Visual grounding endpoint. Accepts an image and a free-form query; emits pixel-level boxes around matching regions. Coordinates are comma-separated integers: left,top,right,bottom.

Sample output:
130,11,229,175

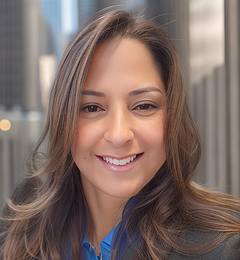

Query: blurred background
0,0,239,208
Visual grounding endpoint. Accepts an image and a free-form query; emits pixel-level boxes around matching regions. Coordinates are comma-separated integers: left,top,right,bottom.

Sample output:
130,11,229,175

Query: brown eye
81,104,104,113
134,103,158,111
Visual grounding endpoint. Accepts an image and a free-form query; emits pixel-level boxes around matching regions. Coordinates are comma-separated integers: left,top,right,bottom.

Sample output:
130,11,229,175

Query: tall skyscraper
0,0,24,109
0,0,56,111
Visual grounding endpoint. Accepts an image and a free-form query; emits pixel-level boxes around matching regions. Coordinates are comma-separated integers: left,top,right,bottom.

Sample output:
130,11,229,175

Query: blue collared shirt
65,197,139,259
81,225,117,260
78,197,138,259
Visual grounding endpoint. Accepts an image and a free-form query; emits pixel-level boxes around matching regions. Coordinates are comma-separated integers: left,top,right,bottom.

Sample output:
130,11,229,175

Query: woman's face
71,37,167,200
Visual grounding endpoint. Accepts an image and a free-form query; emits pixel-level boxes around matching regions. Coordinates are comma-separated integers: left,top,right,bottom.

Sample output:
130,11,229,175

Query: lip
96,153,144,172
96,153,143,160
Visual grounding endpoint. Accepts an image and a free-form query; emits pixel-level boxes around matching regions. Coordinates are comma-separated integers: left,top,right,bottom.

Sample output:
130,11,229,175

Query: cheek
141,116,166,143
140,117,166,159
71,122,102,159
71,125,88,160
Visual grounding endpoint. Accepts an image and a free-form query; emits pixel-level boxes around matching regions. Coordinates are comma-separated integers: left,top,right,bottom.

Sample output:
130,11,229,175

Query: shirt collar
82,223,119,251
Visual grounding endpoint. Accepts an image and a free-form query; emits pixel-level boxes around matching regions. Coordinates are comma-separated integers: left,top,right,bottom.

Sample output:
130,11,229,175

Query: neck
87,199,125,256
82,180,127,253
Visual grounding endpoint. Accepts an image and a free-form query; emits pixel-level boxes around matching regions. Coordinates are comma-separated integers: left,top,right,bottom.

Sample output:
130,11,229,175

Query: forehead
83,37,164,95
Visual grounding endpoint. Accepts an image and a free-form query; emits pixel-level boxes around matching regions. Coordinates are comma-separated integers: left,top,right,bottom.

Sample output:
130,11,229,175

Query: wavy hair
1,8,240,260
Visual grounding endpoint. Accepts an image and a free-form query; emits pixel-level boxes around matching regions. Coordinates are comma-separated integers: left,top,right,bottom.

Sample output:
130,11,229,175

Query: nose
103,108,134,147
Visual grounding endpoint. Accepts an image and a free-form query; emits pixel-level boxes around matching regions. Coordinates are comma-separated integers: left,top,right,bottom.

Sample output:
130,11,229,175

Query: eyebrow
81,86,164,97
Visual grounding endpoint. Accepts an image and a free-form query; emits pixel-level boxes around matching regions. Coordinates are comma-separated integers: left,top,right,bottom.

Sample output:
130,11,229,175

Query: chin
104,186,142,200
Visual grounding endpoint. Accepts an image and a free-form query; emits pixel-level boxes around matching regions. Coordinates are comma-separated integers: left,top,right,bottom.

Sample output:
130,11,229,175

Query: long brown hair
1,8,240,260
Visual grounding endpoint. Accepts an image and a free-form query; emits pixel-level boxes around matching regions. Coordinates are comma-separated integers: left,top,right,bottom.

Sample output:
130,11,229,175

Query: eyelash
80,103,158,113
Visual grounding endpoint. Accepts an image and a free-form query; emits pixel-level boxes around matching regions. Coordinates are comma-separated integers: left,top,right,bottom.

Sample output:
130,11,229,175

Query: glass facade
0,0,239,207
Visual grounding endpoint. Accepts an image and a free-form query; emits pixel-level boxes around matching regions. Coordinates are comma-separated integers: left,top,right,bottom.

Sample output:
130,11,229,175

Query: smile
102,155,137,165
96,153,144,172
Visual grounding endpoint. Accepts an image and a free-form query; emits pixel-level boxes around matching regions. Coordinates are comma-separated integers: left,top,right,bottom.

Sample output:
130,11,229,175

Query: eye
80,104,104,113
134,103,158,111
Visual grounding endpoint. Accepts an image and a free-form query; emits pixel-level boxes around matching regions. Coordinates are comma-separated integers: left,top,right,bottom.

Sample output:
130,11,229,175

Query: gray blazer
1,179,240,259
122,230,240,259
168,232,240,260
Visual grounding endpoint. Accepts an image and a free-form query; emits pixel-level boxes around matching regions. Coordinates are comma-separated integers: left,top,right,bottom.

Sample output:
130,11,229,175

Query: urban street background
0,0,239,208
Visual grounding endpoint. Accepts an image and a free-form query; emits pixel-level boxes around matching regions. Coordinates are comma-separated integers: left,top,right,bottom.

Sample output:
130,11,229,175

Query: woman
0,8,240,260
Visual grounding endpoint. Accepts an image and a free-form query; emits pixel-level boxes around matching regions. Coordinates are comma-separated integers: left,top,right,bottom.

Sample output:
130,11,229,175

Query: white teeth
102,155,137,165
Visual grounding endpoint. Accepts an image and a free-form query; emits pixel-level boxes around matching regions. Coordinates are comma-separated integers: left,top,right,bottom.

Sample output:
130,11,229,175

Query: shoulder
10,177,42,204
119,230,240,260
0,177,42,246
2,177,42,209
168,231,240,260
221,234,240,259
